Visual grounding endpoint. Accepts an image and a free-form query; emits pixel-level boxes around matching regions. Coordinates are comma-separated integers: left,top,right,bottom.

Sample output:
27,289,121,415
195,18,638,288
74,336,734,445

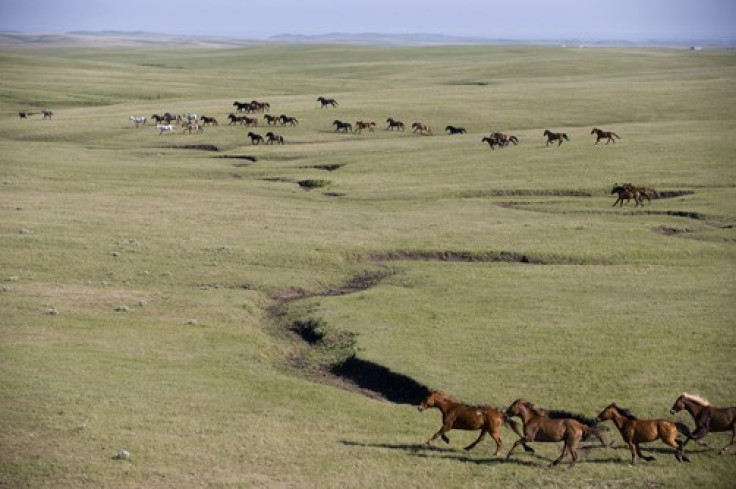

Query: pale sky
1,0,734,41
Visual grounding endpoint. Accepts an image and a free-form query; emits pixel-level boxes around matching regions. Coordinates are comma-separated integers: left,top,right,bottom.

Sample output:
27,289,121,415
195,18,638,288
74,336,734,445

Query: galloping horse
182,122,204,134
418,391,528,456
611,185,644,207
386,117,405,131
129,116,147,127
355,121,375,133
247,132,264,144
200,115,218,126
596,403,691,465
445,125,466,135
265,132,284,145
333,120,352,133
279,114,299,126
624,183,656,203
412,122,432,135
591,128,620,144
233,100,251,112
505,399,605,468
544,129,570,146
481,136,502,150
670,393,736,453
41,110,54,120
491,132,519,146
264,114,279,126
317,96,338,108
156,124,176,135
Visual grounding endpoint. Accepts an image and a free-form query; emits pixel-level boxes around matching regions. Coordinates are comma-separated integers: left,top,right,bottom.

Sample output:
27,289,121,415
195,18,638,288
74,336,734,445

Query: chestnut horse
544,129,569,146
505,399,605,468
596,403,691,464
412,122,432,135
355,121,375,133
670,393,736,453
624,183,656,203
418,391,529,455
591,128,620,144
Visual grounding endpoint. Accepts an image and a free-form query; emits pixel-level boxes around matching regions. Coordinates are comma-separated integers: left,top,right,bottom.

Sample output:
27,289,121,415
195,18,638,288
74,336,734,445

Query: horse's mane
681,392,711,406
542,407,599,427
614,404,638,419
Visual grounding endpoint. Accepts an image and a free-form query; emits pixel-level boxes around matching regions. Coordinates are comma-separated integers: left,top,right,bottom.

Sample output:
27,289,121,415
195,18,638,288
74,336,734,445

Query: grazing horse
505,399,605,468
265,131,284,145
596,403,690,465
247,132,264,145
418,391,528,456
445,125,466,135
481,136,501,150
279,114,299,126
591,128,620,144
611,185,644,207
670,393,736,453
412,122,432,135
200,115,218,126
355,121,375,133
156,124,176,135
129,116,147,127
317,96,338,108
41,110,54,120
544,129,570,146
333,120,352,132
386,117,405,131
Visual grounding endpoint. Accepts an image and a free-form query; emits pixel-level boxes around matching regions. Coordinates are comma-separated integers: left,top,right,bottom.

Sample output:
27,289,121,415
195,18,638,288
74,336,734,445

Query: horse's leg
464,429,487,451
628,442,639,465
506,436,530,460
550,442,568,467
720,427,735,454
489,431,503,456
636,443,655,462
425,426,449,446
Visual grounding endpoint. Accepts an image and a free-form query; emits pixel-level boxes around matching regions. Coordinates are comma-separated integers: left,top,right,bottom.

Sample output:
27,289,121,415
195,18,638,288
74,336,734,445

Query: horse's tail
613,132,620,139
563,133,570,141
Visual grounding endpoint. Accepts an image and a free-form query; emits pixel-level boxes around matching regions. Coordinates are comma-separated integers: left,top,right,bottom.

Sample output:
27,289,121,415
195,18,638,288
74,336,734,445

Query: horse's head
671,393,709,414
505,398,531,418
543,129,550,136
670,395,686,414
418,390,446,412
595,403,618,422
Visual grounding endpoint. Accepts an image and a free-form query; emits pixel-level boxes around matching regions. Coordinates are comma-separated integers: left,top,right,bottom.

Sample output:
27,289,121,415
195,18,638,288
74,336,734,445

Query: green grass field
1,42,735,488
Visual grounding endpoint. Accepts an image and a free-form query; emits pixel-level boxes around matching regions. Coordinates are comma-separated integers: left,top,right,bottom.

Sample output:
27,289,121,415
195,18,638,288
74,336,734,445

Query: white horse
156,124,176,135
183,113,198,123
182,122,204,134
130,116,147,127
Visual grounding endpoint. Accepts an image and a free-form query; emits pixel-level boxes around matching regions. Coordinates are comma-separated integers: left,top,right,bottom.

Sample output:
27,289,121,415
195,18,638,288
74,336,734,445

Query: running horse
332,120,352,132
505,399,605,468
445,125,466,135
670,393,736,453
591,128,620,144
355,121,375,133
623,183,656,203
611,184,644,207
491,132,519,146
386,117,405,131
412,122,432,135
317,96,338,108
596,403,691,465
418,390,529,456
544,129,570,146
265,131,284,145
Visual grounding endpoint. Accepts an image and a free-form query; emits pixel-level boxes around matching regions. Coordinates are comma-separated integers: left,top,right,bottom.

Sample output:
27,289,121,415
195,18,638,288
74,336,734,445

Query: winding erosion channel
262,189,732,405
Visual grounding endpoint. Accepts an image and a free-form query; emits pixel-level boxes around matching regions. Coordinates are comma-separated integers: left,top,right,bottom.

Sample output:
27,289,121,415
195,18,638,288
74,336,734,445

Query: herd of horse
419,391,735,467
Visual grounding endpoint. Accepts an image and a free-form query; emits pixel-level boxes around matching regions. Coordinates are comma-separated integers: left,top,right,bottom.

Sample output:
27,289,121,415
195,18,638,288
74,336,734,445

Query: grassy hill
1,43,735,488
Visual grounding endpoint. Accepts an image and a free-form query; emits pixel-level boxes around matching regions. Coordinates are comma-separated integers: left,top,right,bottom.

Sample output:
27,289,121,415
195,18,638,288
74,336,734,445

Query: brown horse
505,399,605,467
412,122,432,135
670,393,736,453
544,129,570,146
491,132,519,146
481,136,500,150
596,403,691,465
317,96,338,108
418,391,529,455
355,120,375,133
611,185,644,207
623,183,656,203
591,128,620,144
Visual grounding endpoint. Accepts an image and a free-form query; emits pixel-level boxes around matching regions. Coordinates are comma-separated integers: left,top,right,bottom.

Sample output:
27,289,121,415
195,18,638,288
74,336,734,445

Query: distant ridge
0,31,732,48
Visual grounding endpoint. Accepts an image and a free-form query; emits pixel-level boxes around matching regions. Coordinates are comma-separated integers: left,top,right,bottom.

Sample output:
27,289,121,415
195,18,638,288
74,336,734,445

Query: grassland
1,42,735,488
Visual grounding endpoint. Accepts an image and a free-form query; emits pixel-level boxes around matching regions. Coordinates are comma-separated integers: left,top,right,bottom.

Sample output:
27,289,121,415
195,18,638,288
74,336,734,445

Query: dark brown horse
544,129,570,146
611,185,644,207
591,128,620,144
670,393,736,453
279,114,299,126
333,120,352,133
481,136,500,150
265,131,284,145
596,403,691,464
247,132,263,145
200,115,218,126
505,399,605,467
386,117,405,131
317,96,338,108
445,125,466,135
418,391,528,455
